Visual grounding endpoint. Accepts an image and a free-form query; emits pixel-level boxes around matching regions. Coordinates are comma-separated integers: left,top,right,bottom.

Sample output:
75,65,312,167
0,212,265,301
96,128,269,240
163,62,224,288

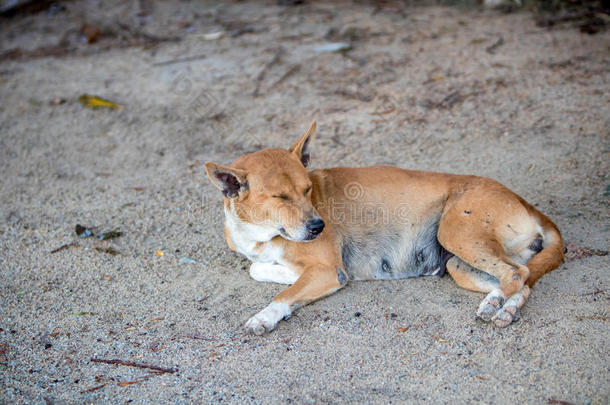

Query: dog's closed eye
273,194,291,201
304,185,312,195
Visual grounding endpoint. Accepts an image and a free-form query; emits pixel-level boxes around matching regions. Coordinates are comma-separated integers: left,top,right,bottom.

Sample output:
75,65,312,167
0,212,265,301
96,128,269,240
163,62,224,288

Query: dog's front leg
245,265,348,335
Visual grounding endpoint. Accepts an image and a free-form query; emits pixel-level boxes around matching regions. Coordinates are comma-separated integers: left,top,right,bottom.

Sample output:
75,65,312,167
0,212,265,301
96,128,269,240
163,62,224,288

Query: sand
0,1,608,403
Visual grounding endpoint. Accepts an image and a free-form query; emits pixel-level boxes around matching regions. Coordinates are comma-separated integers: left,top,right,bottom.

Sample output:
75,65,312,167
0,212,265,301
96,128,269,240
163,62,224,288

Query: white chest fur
224,202,284,264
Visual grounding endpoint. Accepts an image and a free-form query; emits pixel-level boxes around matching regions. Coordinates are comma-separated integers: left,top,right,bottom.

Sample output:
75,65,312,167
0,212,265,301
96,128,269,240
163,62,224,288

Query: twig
576,315,609,321
252,48,283,97
582,288,606,296
176,333,218,341
548,399,575,405
50,242,79,254
436,91,464,109
80,383,107,394
152,53,207,66
536,12,594,28
90,358,177,374
486,36,504,54
268,63,300,91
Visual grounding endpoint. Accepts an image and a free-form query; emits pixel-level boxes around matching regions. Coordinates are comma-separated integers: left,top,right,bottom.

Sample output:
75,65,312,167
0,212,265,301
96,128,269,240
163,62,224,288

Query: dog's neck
224,198,279,242
223,199,283,263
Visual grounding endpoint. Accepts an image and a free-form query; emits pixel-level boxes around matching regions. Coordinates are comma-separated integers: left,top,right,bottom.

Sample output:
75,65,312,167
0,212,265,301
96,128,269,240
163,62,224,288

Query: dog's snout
306,218,325,235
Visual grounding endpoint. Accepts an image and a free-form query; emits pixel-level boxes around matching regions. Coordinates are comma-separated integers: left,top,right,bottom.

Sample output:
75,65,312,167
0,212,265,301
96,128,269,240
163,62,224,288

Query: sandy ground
1,1,609,403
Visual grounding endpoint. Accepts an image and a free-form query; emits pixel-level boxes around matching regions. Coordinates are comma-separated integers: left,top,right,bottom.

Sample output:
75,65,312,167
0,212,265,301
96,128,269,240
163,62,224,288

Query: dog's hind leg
438,211,530,326
245,264,348,335
446,256,499,293
446,256,530,326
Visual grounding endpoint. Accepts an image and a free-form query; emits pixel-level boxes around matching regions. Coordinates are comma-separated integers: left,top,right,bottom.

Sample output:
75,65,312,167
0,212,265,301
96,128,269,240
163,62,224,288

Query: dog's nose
306,218,325,235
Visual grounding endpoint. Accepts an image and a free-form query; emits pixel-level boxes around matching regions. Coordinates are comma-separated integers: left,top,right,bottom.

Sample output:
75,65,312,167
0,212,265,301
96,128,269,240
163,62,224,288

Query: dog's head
205,122,325,242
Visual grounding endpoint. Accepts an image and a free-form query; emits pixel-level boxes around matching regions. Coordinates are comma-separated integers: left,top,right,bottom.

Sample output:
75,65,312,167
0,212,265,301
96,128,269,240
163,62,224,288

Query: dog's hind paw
491,285,530,327
491,305,519,327
476,289,506,321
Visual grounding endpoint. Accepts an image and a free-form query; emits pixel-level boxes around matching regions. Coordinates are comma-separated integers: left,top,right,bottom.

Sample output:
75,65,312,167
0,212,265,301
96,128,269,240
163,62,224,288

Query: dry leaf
78,94,122,110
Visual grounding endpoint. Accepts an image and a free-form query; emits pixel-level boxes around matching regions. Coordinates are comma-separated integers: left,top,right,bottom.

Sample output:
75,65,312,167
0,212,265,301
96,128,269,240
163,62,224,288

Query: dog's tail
526,211,564,287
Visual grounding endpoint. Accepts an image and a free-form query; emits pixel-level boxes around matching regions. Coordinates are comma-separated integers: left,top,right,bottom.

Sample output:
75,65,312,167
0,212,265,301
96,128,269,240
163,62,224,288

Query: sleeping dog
205,122,564,335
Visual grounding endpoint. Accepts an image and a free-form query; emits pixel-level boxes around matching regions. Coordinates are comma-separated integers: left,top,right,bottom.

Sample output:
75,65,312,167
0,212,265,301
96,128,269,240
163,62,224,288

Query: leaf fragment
98,230,123,240
94,247,120,255
75,224,94,238
78,94,122,110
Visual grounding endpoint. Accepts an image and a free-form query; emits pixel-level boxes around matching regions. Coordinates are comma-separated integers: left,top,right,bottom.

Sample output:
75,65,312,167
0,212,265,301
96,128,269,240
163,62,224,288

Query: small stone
313,42,352,53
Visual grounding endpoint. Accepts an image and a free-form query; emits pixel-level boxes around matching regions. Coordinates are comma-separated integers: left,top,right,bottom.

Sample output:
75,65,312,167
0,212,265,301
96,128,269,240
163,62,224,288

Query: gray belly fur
340,219,450,281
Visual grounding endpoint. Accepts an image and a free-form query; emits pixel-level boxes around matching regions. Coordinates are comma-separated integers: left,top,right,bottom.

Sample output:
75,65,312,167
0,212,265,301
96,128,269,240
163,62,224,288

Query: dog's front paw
245,315,270,335
477,289,506,321
244,301,292,335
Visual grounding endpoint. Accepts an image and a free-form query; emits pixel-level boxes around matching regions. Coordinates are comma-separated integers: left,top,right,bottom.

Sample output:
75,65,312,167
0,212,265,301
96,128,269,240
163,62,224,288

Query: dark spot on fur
416,251,424,266
464,210,471,214
381,258,392,273
529,238,544,253
337,267,348,285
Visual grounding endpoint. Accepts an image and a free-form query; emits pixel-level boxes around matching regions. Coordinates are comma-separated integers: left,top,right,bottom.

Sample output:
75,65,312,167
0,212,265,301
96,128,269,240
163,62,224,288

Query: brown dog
205,122,564,335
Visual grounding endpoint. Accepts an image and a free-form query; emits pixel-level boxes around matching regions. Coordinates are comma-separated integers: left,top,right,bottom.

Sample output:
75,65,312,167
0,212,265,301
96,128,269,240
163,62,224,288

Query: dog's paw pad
477,294,505,321
491,305,520,327
245,316,268,335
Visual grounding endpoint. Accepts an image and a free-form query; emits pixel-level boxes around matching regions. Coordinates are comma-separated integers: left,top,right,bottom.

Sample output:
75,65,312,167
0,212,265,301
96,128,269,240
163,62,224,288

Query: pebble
313,43,352,53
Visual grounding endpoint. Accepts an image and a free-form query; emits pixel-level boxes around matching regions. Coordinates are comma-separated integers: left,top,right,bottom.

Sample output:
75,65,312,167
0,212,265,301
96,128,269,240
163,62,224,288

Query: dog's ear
289,121,316,167
205,162,248,198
